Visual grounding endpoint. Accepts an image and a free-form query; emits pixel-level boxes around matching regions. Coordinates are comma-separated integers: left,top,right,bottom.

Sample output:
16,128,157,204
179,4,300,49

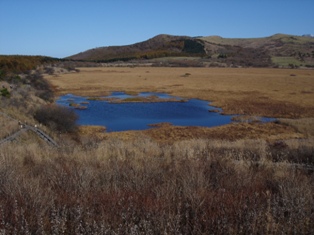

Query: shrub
44,66,55,75
25,72,54,101
0,69,6,80
0,87,10,98
34,104,78,133
218,53,227,59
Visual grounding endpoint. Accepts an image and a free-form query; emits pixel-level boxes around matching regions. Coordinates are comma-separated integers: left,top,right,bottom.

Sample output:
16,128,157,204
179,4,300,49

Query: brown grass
46,67,314,118
45,67,314,139
279,118,314,137
0,114,19,139
1,66,313,233
91,122,303,144
0,135,313,234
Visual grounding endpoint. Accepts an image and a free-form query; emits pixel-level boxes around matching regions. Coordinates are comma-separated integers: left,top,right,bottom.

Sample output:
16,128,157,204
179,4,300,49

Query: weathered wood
0,111,58,147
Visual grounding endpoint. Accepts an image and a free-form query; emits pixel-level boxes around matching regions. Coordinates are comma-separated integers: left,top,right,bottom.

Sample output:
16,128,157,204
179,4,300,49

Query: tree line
0,55,61,76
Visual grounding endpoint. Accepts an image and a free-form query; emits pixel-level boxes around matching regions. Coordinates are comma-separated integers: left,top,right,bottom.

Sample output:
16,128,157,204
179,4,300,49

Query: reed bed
0,115,19,139
46,67,314,118
0,137,313,234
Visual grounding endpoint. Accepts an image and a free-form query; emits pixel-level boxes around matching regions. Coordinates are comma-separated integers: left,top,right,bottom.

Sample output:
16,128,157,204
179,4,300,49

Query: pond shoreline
56,92,277,132
57,92,235,132
47,67,314,119
88,95,188,103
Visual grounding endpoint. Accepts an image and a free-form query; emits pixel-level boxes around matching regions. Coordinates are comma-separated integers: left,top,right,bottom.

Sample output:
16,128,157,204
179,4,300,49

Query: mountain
67,34,314,68
68,34,206,62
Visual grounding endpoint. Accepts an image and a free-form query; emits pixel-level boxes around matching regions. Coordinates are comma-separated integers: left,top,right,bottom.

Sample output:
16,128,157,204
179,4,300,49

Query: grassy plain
47,67,314,118
1,66,313,233
46,67,314,141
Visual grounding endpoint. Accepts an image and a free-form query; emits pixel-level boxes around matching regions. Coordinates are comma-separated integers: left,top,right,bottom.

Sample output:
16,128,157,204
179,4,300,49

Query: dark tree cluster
0,87,10,98
25,72,54,101
182,39,206,54
34,104,78,133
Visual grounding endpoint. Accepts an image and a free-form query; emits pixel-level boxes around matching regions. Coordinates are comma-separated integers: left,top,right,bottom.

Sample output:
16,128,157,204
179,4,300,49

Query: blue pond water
56,92,235,132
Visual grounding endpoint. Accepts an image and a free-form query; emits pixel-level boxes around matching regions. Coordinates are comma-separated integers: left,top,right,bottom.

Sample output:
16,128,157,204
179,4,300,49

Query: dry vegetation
46,67,314,118
46,66,314,142
94,122,304,145
68,33,314,68
0,112,19,139
1,63,314,233
0,135,313,234
279,118,314,138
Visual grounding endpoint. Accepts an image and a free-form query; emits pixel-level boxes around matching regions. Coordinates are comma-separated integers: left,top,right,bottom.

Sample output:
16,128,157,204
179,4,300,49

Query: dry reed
0,136,313,234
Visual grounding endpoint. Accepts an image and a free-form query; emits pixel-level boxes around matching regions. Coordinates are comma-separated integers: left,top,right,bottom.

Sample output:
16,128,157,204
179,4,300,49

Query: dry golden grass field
46,67,314,141
1,67,314,233
47,67,314,116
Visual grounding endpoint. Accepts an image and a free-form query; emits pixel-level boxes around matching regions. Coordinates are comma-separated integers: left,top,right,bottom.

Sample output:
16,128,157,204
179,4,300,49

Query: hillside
201,33,314,67
68,34,206,62
67,34,314,68
0,55,60,74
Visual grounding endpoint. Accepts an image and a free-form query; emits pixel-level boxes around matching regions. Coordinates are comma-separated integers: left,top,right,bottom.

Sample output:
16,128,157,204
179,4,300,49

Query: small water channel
56,92,269,132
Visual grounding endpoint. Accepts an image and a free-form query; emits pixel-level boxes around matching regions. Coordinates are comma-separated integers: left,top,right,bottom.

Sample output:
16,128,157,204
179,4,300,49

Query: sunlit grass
1,64,314,233
46,67,314,118
271,56,302,67
0,135,313,233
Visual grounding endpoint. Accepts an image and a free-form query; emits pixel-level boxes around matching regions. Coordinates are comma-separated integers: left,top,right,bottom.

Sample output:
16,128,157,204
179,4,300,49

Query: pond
56,92,268,132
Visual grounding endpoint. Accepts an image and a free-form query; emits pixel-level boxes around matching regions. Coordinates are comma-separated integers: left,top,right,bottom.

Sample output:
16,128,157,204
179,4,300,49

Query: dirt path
0,128,27,145
0,111,58,147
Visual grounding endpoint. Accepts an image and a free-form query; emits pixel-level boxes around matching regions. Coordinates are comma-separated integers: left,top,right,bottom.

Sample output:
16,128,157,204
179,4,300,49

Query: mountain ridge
67,34,314,68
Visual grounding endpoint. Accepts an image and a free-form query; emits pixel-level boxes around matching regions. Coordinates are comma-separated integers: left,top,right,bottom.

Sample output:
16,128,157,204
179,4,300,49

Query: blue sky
1,0,313,58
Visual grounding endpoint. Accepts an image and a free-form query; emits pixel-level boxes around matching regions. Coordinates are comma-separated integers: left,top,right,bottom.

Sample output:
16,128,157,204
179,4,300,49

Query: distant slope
67,34,314,68
200,34,314,67
201,33,314,56
67,34,206,62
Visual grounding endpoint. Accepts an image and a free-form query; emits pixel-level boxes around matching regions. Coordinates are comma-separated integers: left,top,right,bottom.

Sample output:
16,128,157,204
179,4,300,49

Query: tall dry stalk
0,137,313,234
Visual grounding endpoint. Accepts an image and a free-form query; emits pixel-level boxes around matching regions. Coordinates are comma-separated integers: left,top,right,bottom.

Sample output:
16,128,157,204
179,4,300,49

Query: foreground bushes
0,138,313,234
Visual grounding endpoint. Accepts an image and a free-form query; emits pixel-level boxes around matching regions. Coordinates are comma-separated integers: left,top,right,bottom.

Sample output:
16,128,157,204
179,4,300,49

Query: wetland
56,92,235,131
47,67,314,139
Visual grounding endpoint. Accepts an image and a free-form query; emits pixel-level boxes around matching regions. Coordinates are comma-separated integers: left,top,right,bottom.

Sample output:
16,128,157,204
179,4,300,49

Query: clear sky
1,0,313,58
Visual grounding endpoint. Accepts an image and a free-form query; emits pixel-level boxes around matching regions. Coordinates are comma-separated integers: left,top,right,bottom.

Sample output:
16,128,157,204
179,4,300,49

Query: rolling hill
67,34,314,68
67,34,206,62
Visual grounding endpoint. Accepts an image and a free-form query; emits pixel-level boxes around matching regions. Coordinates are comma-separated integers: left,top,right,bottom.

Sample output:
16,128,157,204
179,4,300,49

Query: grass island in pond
56,92,275,132
56,92,235,132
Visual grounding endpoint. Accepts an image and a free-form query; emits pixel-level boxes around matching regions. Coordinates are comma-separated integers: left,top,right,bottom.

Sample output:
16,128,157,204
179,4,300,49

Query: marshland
0,56,314,234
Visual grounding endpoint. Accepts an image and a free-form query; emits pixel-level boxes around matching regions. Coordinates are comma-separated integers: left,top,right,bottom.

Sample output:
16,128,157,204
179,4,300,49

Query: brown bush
34,104,78,133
